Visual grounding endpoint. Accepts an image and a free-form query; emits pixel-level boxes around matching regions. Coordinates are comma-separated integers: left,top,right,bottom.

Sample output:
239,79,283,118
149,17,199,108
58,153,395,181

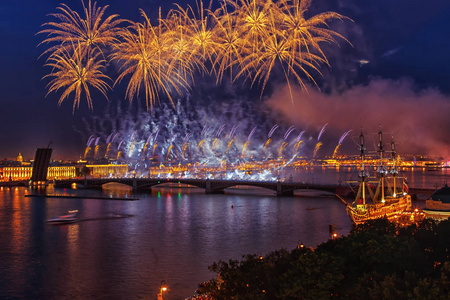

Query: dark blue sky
0,0,449,160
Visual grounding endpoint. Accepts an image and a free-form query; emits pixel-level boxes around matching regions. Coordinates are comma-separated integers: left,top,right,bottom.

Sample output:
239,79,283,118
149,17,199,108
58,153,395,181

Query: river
0,167,449,299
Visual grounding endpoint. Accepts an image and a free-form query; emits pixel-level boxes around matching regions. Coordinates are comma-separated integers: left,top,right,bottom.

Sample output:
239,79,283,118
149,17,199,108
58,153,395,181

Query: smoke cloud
265,78,450,159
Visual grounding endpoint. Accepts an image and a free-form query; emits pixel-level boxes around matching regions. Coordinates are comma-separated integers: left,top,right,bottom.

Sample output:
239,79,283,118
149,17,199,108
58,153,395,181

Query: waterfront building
2,167,32,180
2,166,77,180
1,164,128,181
423,184,450,221
86,164,128,177
48,166,77,179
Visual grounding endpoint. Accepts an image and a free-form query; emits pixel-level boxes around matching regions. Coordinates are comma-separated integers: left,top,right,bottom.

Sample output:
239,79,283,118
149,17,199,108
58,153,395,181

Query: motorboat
47,210,78,224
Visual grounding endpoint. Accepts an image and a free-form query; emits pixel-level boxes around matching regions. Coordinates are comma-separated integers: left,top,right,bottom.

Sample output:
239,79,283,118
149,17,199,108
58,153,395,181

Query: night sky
1,0,449,160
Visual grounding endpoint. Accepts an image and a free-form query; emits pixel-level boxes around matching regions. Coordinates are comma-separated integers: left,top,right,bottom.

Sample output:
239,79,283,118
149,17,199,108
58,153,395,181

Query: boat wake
78,213,134,222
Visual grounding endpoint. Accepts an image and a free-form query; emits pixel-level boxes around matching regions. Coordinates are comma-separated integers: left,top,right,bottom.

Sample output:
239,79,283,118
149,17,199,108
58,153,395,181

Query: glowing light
313,141,322,158
332,144,340,158
39,0,350,110
112,10,190,111
317,123,328,141
166,145,174,159
38,0,124,57
294,140,303,153
44,45,111,113
241,141,250,157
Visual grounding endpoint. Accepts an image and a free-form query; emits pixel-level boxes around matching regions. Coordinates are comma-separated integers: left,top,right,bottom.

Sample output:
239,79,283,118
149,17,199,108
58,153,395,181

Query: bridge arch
221,185,277,195
149,182,205,190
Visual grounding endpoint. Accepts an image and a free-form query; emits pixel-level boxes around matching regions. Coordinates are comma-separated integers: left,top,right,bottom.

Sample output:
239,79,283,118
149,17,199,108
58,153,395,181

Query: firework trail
268,124,279,138
313,142,323,158
145,134,153,145
106,133,113,144
284,126,296,140
76,98,349,179
296,130,305,142
333,129,352,158
182,133,192,145
216,124,226,138
339,130,352,145
229,125,239,139
111,133,119,143
317,123,328,141
201,125,208,137
248,127,257,140
87,135,94,146
117,140,124,150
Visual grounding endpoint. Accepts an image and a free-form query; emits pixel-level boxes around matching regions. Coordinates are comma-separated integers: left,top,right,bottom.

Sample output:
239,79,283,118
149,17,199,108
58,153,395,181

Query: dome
16,153,23,163
431,184,450,203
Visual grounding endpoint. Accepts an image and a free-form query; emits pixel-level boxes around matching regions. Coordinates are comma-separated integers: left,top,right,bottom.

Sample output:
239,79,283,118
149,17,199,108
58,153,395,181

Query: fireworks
111,10,189,111
39,0,351,111
44,44,111,113
38,0,124,57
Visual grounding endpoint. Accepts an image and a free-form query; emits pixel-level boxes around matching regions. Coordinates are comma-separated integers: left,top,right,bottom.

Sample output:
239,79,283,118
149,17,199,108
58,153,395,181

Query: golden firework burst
111,10,190,111
163,9,204,80
44,44,111,113
38,0,124,57
173,1,217,74
210,3,250,83
277,0,351,63
39,0,352,111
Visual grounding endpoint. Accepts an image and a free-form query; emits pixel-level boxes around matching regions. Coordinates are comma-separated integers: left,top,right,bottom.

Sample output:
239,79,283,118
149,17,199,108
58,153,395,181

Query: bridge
54,177,350,197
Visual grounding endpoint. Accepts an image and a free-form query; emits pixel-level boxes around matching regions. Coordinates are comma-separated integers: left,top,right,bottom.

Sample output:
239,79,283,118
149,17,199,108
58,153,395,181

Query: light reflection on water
0,185,352,299
0,167,448,299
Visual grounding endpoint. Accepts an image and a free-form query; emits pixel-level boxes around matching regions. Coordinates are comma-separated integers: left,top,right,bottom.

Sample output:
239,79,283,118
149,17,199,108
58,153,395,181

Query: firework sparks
210,2,249,83
276,0,351,64
296,130,305,142
248,126,257,140
112,10,190,111
317,123,328,141
284,126,296,140
38,0,124,57
339,129,352,145
44,45,111,113
268,124,279,138
40,0,351,111
174,1,217,72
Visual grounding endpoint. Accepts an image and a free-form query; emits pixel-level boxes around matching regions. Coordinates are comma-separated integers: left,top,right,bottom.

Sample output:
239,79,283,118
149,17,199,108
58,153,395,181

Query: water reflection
1,166,448,299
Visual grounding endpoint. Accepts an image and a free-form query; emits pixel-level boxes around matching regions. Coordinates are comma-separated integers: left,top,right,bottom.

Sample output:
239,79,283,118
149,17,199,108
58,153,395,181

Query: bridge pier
277,190,294,197
205,179,211,193
205,189,225,194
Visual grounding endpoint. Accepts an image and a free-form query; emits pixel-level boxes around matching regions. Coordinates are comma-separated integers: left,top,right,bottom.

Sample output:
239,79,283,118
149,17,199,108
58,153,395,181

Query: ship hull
347,195,412,225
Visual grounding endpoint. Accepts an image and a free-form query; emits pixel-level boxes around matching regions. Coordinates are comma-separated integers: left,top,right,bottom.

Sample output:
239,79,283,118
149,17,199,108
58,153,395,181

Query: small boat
345,129,412,225
423,184,450,221
47,210,78,224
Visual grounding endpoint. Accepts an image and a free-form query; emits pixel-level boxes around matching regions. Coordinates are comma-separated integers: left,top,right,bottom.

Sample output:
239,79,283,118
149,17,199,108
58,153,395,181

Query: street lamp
158,280,168,300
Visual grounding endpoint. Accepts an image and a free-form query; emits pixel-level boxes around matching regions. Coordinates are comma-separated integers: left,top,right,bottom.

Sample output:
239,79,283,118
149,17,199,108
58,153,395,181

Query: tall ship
345,129,412,225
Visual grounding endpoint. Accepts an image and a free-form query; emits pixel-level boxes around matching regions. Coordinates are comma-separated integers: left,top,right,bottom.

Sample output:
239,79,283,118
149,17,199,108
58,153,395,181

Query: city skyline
1,0,450,160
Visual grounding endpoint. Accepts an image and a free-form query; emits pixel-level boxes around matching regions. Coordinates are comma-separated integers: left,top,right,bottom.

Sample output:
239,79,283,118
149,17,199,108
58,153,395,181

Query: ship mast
377,127,385,203
390,137,398,197
359,129,366,205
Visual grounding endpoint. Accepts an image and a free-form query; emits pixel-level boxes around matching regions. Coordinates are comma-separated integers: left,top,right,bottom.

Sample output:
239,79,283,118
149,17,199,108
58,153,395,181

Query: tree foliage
196,218,450,299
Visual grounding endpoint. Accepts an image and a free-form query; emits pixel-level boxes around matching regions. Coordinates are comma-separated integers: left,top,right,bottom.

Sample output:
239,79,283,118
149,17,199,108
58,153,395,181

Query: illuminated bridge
54,178,351,197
